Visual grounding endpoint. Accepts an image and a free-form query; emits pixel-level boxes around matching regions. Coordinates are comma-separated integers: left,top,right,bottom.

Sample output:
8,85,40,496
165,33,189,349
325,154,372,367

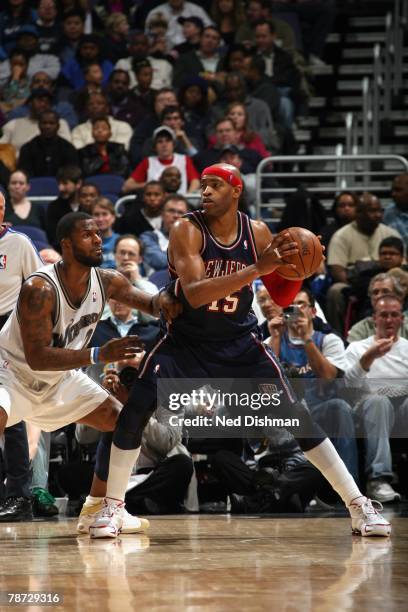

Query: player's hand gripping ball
275,227,323,280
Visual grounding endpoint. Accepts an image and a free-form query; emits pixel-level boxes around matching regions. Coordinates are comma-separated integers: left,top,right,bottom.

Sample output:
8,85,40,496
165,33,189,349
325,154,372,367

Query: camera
283,305,301,322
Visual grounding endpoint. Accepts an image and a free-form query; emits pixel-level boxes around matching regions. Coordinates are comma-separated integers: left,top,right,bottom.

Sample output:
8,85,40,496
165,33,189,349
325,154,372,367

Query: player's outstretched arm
99,268,182,321
169,218,298,309
19,277,144,371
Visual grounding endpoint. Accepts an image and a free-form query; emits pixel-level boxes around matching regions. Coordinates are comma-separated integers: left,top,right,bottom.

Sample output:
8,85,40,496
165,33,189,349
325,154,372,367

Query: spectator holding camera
270,288,359,483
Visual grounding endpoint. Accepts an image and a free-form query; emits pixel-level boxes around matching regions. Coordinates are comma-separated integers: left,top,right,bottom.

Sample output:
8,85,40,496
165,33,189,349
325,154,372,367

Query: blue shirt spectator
140,194,189,275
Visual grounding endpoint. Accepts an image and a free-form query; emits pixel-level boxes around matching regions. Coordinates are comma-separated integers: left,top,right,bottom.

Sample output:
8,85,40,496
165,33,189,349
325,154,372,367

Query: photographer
266,287,359,486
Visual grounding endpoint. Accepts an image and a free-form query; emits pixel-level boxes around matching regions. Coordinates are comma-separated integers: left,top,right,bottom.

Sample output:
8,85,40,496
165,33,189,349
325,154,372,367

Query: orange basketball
275,227,323,280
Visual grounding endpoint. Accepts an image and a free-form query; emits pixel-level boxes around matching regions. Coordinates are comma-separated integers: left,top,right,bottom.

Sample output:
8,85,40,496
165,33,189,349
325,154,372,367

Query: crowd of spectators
1,1,407,520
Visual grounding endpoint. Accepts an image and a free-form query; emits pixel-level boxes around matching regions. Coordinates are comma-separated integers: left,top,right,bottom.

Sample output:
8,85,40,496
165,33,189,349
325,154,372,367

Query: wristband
90,347,101,364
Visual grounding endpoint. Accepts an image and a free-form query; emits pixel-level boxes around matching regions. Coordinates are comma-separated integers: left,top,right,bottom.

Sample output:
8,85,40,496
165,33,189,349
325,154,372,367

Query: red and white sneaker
88,498,150,539
348,497,391,537
77,498,149,535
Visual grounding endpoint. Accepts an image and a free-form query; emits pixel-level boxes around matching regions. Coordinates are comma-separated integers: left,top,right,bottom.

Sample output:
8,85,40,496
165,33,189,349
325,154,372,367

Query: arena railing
255,154,408,223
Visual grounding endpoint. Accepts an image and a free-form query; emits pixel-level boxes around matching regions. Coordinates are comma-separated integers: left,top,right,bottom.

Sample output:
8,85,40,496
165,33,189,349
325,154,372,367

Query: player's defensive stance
89,164,390,538
0,212,180,534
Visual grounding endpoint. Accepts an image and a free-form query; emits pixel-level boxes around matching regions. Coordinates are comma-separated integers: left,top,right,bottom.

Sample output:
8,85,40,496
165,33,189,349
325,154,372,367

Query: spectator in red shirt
123,126,200,195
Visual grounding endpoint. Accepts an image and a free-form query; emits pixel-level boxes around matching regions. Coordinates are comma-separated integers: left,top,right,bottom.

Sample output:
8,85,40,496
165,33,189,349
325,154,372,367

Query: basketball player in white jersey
0,211,180,533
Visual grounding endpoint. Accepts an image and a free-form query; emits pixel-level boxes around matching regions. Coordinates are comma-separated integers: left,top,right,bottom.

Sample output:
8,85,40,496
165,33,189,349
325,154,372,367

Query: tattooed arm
99,268,182,321
19,277,143,371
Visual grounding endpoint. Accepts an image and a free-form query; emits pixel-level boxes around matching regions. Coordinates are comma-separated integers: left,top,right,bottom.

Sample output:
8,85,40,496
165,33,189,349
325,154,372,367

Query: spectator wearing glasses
347,273,408,343
140,194,189,274
345,295,407,503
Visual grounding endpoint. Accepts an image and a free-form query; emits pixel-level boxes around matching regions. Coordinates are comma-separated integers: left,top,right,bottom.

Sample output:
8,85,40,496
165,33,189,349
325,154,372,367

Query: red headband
201,165,243,188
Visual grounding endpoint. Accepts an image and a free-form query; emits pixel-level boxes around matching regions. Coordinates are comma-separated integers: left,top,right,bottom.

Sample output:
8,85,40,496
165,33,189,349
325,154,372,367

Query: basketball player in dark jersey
90,164,391,538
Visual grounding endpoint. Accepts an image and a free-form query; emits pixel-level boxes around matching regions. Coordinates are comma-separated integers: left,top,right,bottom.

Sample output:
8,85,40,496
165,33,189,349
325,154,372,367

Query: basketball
275,227,323,280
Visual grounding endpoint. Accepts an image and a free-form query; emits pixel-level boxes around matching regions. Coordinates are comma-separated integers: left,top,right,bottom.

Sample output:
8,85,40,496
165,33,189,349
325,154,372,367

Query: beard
73,247,103,268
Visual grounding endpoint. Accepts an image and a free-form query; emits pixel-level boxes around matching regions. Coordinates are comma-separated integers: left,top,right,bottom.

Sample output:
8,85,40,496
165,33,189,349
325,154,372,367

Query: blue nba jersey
168,210,258,341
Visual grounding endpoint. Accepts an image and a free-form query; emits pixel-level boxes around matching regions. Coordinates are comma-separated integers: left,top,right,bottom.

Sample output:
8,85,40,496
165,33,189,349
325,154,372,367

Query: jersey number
208,294,239,314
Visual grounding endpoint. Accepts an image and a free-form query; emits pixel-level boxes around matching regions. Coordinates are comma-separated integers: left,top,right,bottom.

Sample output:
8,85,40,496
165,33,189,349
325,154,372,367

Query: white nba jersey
0,263,106,388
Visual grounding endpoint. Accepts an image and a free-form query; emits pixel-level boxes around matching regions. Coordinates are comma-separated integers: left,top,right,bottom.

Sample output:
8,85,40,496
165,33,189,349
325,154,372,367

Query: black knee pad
114,379,157,450
285,401,327,451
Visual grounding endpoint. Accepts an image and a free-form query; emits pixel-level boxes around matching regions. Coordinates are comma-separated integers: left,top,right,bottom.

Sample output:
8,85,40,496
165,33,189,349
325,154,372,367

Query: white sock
105,444,141,502
304,438,364,506
85,495,103,506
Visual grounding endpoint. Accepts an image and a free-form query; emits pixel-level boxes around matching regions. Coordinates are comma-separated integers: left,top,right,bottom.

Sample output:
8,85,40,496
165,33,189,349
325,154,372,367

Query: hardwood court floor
0,515,407,611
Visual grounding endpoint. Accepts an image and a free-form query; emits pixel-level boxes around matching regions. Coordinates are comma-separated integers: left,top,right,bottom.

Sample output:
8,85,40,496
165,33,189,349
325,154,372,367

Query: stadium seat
28,177,59,197
11,225,50,251
85,175,124,198
149,269,171,289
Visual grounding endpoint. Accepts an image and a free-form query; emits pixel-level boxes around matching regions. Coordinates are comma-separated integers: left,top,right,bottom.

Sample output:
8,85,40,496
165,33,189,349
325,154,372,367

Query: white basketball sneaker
77,498,149,536
348,497,391,537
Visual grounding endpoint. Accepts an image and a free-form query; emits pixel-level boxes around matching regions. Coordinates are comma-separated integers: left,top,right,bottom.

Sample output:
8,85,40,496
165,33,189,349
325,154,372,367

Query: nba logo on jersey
92,291,97,302
243,240,248,250
0,254,7,269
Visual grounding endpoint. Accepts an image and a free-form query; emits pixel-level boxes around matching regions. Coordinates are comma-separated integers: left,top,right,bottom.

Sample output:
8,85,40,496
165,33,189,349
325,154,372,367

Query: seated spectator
210,0,245,47
115,30,173,90
326,192,401,334
384,173,408,249
320,191,358,250
160,166,182,195
5,169,46,230
271,287,359,484
0,49,30,115
271,0,336,66
178,76,211,148
57,9,85,65
140,105,200,159
194,117,262,173
0,1,37,55
347,272,408,343
18,110,78,177
6,71,78,130
11,24,60,82
112,235,158,309
345,295,407,503
129,87,178,167
78,181,100,213
254,19,302,128
140,194,189,274
117,180,165,236
61,34,113,90
235,0,297,52
71,61,104,121
123,126,200,195
106,69,146,127
104,12,130,63
76,352,194,515
71,92,132,150
218,144,256,213
173,16,203,55
0,88,71,156
243,54,286,130
79,116,129,178
212,101,270,158
173,26,225,90
91,197,119,269
45,165,82,247
35,0,61,55
145,0,212,49
131,59,157,113
347,236,407,319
